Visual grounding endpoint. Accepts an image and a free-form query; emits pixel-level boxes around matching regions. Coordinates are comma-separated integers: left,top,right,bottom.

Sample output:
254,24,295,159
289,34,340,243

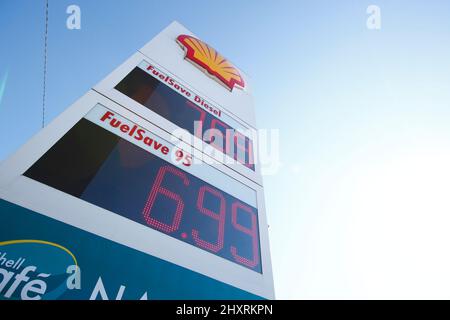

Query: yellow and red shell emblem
177,34,245,91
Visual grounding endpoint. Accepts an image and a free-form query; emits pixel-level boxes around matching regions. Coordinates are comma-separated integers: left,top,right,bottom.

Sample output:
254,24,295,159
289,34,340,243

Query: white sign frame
0,90,274,299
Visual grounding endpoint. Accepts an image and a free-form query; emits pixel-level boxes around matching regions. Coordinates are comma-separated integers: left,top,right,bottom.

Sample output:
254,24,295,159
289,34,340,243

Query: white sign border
0,90,274,299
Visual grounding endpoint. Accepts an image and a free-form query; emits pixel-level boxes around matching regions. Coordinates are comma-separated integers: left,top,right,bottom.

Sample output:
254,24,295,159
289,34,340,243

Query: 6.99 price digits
141,165,260,271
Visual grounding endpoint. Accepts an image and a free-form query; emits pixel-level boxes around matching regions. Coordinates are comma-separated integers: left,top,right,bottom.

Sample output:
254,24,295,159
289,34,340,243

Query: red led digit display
142,165,190,233
24,118,262,273
231,202,259,268
192,185,226,253
115,65,256,171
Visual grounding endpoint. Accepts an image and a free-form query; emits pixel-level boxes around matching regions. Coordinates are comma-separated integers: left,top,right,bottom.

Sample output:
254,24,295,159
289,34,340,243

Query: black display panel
115,66,255,171
25,118,262,273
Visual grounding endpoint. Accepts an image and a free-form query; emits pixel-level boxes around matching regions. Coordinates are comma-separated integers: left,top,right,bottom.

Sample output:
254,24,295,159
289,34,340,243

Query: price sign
115,61,255,171
0,21,274,299
25,105,262,273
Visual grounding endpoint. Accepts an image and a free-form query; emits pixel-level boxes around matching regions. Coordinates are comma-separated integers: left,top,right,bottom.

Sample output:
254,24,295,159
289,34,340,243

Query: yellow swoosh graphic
0,239,78,268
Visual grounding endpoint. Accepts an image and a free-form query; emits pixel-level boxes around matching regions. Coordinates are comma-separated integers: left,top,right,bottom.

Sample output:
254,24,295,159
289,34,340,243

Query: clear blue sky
2,0,450,299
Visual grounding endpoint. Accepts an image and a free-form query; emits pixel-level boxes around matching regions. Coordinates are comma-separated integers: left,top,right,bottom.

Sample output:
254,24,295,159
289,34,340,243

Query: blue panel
0,199,262,300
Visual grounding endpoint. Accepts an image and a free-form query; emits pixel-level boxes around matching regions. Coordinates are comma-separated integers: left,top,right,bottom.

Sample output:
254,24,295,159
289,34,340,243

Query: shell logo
176,34,245,91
